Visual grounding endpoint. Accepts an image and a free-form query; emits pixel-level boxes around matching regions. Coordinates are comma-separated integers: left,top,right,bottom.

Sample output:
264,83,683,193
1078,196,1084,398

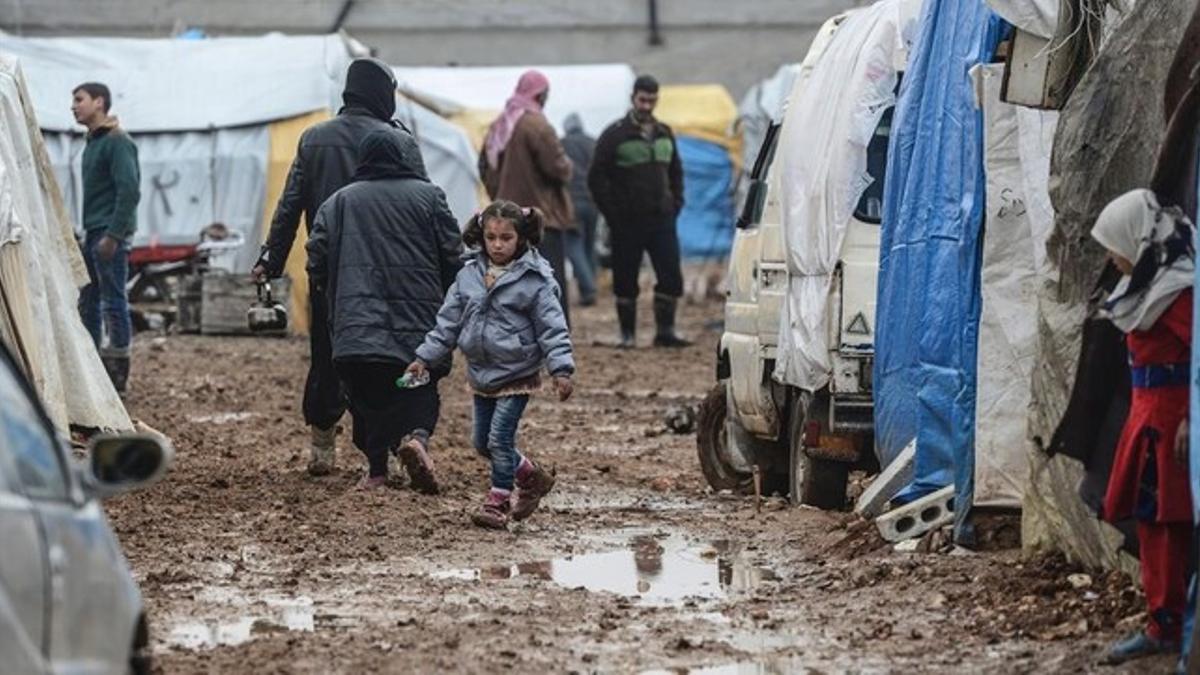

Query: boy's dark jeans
79,229,131,352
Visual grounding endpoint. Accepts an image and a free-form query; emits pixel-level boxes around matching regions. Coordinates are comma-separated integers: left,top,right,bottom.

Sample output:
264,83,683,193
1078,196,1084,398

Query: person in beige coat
479,70,575,324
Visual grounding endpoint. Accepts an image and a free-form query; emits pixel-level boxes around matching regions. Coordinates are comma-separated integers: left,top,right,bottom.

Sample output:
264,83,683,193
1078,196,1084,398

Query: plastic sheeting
1023,0,1193,569
0,33,351,133
656,84,743,165
395,96,482,224
984,0,1057,39
874,0,1006,508
394,64,636,138
973,64,1057,508
45,128,269,273
675,137,735,260
772,0,920,393
0,54,130,432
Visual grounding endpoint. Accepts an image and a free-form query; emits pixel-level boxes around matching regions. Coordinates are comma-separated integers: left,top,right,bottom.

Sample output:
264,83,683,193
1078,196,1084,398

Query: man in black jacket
588,75,690,348
306,129,462,491
253,58,427,476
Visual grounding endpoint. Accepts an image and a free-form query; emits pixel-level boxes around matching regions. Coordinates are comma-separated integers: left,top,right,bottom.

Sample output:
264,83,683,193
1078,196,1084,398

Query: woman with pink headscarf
479,70,576,325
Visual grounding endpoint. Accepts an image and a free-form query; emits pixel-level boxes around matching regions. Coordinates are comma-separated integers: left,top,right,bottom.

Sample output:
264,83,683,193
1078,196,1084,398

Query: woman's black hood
342,57,397,121
352,129,429,182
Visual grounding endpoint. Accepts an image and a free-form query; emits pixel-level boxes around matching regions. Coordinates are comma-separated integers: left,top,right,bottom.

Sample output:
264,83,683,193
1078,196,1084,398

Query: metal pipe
330,0,356,33
648,0,663,46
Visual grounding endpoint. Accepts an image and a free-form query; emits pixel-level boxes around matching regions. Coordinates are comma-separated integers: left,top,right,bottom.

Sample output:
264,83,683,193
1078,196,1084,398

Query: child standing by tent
406,200,574,529
1091,189,1195,665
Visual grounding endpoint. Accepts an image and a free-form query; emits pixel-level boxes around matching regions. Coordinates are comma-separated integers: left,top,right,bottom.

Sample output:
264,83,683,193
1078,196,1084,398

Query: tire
787,391,850,510
696,383,753,492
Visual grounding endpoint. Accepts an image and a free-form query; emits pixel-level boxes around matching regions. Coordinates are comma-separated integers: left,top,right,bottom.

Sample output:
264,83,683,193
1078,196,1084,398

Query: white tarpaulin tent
973,63,1057,508
773,0,921,392
984,0,1058,39
0,53,130,432
0,33,482,275
0,33,352,273
394,63,637,137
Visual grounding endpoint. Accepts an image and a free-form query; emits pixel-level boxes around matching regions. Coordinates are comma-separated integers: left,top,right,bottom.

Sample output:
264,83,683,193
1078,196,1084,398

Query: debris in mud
664,405,697,434
824,517,890,559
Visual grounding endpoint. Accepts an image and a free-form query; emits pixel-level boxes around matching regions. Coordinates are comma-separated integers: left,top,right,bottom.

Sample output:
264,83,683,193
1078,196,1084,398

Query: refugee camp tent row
0,32,482,335
396,64,743,262
0,53,130,433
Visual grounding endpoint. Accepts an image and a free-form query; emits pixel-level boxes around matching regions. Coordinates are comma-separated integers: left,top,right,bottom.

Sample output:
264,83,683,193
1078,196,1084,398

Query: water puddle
433,534,777,605
161,592,315,650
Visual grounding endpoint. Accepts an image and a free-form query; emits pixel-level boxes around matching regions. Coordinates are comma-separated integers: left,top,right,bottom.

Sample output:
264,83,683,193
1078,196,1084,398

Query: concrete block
875,485,955,543
854,439,916,518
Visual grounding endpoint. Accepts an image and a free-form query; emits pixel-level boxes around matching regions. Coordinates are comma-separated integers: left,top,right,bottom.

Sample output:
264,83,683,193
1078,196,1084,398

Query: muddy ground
108,295,1167,674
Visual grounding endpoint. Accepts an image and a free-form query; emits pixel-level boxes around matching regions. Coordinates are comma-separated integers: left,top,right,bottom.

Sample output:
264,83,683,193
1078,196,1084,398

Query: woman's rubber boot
307,425,337,476
511,458,556,521
396,436,440,495
652,295,691,348
472,489,511,529
617,297,637,349
1103,631,1176,664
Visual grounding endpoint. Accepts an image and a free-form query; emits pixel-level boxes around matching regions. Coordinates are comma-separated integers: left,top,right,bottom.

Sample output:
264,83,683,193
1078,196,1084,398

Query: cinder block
875,485,955,543
854,439,916,518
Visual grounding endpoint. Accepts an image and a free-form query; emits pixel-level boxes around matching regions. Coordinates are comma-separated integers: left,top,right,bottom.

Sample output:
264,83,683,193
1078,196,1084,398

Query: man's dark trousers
305,281,347,430
610,217,683,301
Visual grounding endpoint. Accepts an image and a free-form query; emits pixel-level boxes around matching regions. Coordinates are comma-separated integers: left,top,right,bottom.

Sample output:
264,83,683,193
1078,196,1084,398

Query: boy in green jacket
72,82,140,394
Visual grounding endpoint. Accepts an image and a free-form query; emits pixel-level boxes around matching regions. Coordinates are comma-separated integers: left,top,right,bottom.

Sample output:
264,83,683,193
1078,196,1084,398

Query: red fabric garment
1103,290,1193,524
1137,521,1191,641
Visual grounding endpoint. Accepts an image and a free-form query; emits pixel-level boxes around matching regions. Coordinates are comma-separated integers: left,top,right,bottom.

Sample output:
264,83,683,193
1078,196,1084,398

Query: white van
697,2,917,509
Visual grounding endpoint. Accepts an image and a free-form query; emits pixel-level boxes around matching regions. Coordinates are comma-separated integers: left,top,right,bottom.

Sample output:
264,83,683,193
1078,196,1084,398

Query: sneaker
307,425,337,476
395,437,440,495
1103,631,1177,665
511,460,556,521
357,474,387,491
471,491,511,529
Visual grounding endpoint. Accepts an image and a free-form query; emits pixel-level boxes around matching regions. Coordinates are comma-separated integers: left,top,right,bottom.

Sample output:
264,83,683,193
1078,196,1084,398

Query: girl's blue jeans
472,394,529,491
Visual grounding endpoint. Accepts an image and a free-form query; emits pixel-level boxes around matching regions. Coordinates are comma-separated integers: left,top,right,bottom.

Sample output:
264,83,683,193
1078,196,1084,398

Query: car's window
854,105,894,226
737,122,782,229
0,357,69,500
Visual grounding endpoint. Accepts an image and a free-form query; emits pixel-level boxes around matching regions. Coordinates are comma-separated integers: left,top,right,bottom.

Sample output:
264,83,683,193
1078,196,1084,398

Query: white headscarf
1090,188,1195,333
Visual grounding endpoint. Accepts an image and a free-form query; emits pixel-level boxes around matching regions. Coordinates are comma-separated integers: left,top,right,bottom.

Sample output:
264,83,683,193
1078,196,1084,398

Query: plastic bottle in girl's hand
395,371,430,389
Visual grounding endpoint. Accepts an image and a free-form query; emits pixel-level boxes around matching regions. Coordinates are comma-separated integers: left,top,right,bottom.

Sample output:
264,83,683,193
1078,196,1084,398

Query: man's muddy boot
511,458,556,521
472,489,511,529
652,295,691,348
307,425,336,476
396,436,440,495
617,297,637,349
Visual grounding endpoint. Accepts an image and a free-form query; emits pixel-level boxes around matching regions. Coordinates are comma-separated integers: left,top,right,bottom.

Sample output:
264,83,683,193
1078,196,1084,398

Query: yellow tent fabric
262,110,331,336
656,84,743,168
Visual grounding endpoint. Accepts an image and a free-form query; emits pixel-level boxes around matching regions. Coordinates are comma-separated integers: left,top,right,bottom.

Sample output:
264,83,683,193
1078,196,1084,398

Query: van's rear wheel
788,391,849,509
697,384,753,492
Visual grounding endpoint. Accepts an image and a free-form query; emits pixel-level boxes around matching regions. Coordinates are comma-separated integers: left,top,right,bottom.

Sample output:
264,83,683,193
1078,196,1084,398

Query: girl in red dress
1091,188,1195,664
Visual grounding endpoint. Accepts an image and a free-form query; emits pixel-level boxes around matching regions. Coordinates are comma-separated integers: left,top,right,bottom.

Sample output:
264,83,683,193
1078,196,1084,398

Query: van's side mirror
86,434,173,497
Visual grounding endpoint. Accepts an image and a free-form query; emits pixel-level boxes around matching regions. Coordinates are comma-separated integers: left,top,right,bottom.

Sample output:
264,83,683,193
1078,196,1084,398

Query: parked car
697,5,912,509
0,340,172,674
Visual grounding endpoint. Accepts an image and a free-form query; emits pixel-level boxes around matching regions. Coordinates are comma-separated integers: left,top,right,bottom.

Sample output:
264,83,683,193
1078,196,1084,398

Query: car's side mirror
86,434,173,498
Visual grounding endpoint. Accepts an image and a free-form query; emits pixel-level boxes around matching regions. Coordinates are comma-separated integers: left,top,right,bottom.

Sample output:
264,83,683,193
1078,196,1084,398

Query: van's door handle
48,544,66,603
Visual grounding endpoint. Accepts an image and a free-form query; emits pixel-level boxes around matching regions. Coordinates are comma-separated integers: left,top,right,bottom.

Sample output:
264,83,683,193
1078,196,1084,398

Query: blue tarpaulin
873,0,1007,520
676,135,735,260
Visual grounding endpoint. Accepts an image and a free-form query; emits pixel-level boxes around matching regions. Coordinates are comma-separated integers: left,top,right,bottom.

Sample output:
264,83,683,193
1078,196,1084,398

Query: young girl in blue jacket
407,200,575,529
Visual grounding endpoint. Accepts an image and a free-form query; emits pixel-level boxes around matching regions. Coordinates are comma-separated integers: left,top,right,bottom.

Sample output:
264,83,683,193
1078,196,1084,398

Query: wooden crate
199,272,291,336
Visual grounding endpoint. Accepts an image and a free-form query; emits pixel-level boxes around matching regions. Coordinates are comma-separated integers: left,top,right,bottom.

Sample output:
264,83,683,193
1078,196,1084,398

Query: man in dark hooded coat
253,57,428,477
306,128,463,492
